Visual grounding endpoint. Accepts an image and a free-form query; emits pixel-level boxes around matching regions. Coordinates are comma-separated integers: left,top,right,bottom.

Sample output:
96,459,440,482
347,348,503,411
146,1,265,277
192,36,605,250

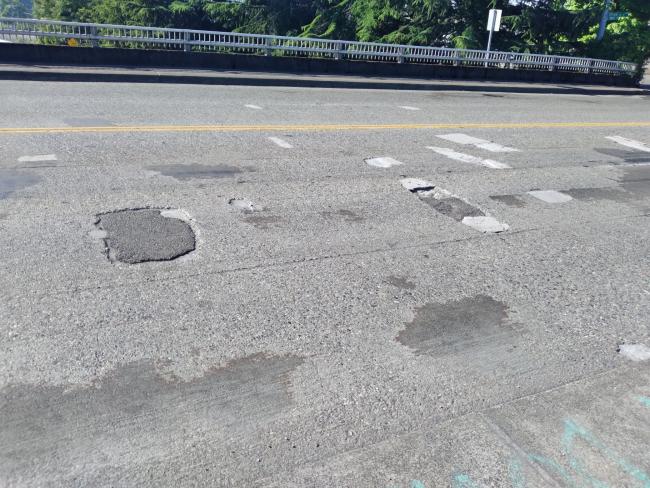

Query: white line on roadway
436,133,519,153
245,104,263,110
527,190,573,203
17,154,57,162
426,146,511,169
399,106,421,111
605,136,650,153
365,157,403,168
268,137,293,149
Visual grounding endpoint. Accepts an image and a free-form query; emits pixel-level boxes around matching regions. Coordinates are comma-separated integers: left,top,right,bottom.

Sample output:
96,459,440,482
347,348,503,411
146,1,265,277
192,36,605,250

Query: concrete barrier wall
0,43,638,87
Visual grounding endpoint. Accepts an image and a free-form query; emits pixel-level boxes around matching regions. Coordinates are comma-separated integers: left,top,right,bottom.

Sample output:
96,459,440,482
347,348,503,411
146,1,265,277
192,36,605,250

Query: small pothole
95,208,196,264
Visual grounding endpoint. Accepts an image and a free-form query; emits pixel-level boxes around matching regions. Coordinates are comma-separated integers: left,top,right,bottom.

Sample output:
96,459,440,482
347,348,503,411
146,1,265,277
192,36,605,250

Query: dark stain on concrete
148,164,243,181
565,187,633,203
422,197,484,222
244,215,283,229
594,148,650,164
490,194,527,208
63,117,116,127
0,170,41,199
387,275,416,290
0,354,303,476
321,209,364,223
397,295,518,357
95,208,195,264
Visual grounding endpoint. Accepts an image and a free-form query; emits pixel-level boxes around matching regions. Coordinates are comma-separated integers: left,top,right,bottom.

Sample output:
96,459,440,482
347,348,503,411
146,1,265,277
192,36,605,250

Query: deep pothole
95,208,196,264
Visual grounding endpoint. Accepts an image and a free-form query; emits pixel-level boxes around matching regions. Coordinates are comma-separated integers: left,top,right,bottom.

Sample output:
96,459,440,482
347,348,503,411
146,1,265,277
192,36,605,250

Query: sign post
485,8,502,66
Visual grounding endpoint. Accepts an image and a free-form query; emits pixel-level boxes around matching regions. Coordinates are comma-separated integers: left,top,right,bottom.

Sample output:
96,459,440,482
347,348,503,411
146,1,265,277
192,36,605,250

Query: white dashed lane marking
17,154,57,162
606,136,650,153
527,190,573,204
245,104,263,110
399,106,421,111
426,146,511,169
268,137,293,149
365,157,404,168
436,133,519,153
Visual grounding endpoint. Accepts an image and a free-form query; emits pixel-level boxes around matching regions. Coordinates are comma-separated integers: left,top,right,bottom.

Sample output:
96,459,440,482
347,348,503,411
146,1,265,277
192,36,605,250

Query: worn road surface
1,74,649,487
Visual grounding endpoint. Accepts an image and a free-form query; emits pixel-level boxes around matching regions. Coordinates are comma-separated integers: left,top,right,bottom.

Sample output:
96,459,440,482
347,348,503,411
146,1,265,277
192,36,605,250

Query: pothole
95,208,196,264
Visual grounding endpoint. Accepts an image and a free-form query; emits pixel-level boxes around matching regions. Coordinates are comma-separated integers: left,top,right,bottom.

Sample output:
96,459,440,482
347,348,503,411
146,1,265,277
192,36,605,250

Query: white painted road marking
426,146,511,169
605,136,650,153
268,137,293,149
400,178,435,192
365,157,403,168
618,344,650,362
527,190,573,204
17,154,57,162
399,106,421,111
436,133,519,153
245,104,263,110
462,216,509,233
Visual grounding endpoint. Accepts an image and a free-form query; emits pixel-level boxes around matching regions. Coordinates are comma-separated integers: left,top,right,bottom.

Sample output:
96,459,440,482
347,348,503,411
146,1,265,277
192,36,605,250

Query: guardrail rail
0,17,637,77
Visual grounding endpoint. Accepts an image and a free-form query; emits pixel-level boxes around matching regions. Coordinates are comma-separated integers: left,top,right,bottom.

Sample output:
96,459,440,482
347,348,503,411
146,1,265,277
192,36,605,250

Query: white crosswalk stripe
426,146,511,169
436,133,519,153
268,137,293,149
365,157,403,168
605,136,650,153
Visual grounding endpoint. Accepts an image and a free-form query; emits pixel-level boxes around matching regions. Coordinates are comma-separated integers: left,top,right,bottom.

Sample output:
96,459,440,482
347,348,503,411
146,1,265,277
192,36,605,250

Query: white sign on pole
487,9,502,32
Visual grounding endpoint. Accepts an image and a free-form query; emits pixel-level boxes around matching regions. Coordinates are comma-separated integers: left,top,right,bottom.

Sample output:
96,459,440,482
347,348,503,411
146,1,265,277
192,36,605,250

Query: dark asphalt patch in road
397,295,518,357
148,164,243,181
386,275,416,290
243,215,283,229
0,170,41,199
321,209,364,223
0,354,303,473
595,148,650,164
422,197,485,222
95,208,196,264
490,194,527,208
565,187,634,203
63,117,116,127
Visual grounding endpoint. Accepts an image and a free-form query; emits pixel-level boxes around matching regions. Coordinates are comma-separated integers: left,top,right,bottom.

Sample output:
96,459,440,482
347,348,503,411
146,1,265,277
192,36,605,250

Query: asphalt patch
148,164,243,181
397,295,519,357
0,170,41,199
95,208,195,264
0,354,303,476
490,194,527,208
321,209,364,223
595,148,650,164
421,196,485,222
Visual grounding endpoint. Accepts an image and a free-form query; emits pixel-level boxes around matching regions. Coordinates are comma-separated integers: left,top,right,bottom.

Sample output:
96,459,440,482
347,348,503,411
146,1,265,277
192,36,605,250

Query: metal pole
597,0,612,41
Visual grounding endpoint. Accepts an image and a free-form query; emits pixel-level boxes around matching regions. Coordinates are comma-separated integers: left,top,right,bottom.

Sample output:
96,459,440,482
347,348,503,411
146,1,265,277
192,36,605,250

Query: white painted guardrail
0,17,637,77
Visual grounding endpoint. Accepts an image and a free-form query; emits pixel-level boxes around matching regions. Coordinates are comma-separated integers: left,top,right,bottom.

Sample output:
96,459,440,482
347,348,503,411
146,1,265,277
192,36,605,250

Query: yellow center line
0,121,650,134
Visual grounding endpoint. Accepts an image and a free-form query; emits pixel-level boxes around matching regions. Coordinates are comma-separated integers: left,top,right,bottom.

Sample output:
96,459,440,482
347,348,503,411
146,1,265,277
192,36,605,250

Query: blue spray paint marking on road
452,473,481,488
508,458,526,488
637,396,650,408
410,481,426,488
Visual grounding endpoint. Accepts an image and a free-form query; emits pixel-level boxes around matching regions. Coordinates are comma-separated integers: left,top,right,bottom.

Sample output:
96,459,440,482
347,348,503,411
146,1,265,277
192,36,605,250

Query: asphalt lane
0,78,649,487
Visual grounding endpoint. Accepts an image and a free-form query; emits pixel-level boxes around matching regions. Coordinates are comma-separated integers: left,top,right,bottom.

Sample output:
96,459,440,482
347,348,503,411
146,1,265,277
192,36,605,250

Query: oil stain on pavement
397,295,520,358
0,354,303,475
148,164,244,181
0,170,41,199
386,275,417,290
95,208,196,264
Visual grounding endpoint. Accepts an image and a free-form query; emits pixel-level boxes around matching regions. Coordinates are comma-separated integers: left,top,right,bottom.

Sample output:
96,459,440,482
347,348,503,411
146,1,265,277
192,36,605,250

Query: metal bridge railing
0,17,637,77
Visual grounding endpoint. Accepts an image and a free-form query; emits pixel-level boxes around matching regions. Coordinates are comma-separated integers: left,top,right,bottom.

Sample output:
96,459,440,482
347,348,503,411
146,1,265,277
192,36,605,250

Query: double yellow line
1,121,649,134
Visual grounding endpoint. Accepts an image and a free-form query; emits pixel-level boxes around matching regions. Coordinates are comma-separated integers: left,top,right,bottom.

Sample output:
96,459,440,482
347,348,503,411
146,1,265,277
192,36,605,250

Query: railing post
90,26,98,48
550,56,557,71
184,31,191,52
335,41,345,60
265,37,273,56
588,59,594,74
398,46,405,64
508,54,514,70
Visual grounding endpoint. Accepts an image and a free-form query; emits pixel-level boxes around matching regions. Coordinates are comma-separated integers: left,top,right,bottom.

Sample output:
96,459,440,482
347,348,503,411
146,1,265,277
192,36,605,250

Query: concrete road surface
0,74,649,487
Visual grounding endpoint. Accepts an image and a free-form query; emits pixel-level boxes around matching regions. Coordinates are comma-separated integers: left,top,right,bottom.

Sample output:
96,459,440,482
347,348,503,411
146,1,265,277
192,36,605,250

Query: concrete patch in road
401,178,435,193
490,194,527,208
618,344,650,362
95,208,196,264
148,164,243,181
321,209,364,223
386,275,416,290
365,157,404,168
0,169,41,199
527,190,573,204
0,354,303,477
63,117,116,127
396,295,519,357
461,216,510,233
